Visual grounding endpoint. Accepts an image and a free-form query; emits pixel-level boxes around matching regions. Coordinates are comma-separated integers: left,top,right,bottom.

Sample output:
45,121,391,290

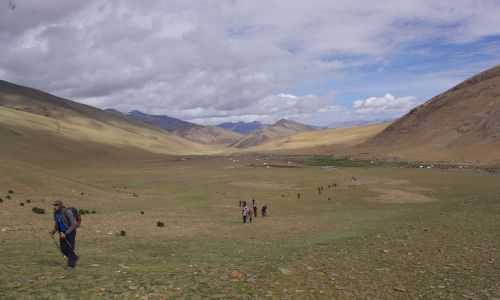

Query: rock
230,270,243,280
393,287,407,292
279,267,292,275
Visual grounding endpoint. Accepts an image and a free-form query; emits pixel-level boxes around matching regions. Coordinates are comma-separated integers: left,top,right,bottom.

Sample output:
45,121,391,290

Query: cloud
353,94,417,115
1,1,500,124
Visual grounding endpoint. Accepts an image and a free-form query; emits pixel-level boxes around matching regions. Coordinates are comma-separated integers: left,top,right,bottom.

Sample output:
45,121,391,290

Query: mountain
0,80,212,161
125,110,242,145
217,121,265,134
365,64,500,163
247,123,388,153
230,119,318,148
328,119,394,129
127,110,195,131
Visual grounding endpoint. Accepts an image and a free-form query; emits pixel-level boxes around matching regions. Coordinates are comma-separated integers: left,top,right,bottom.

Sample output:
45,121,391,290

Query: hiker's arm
64,210,78,235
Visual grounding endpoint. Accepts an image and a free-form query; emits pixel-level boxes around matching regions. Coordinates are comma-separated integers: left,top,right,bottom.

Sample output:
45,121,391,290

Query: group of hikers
47,197,270,269
240,199,267,224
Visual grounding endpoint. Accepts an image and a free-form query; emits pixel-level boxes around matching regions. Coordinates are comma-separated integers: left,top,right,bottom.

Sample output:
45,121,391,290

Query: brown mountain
0,80,214,162
366,64,500,163
231,119,318,148
172,125,243,145
125,110,243,145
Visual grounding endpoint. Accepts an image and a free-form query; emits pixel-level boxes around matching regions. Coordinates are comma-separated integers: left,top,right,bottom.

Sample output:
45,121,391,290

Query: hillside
125,110,242,145
247,123,388,153
231,119,317,148
217,121,265,134
127,110,194,131
0,80,214,160
365,64,500,163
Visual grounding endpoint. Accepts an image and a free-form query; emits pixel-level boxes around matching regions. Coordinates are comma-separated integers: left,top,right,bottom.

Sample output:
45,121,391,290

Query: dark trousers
60,231,78,266
243,215,247,223
253,207,257,217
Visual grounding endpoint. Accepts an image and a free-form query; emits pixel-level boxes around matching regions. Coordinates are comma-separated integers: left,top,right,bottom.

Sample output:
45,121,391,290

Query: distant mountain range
216,121,265,134
230,119,319,148
106,110,243,145
106,110,318,147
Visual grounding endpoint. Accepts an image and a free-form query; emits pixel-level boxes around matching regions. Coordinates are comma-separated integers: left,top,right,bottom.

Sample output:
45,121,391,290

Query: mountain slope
231,119,317,148
246,123,388,153
127,110,195,131
365,64,500,162
217,121,264,134
125,110,242,145
0,80,213,157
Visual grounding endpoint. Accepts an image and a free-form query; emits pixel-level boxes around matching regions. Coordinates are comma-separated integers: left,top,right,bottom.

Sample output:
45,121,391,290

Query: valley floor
1,155,500,299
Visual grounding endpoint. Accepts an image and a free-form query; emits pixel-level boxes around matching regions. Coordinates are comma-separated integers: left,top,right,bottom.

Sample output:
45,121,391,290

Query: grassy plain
1,155,500,299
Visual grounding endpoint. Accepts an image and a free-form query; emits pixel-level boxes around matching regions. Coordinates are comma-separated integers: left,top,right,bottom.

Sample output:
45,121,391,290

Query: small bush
156,221,165,227
0,198,3,203
91,210,96,214
119,230,127,237
32,207,45,214
79,209,93,215
133,193,139,197
6,195,11,200
26,199,31,204
8,190,14,194
20,202,24,206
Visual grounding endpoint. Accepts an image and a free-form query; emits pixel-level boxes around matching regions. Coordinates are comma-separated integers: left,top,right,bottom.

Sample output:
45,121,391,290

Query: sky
1,0,500,126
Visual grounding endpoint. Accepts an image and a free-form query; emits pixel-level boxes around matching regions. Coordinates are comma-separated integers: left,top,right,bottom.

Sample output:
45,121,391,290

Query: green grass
303,155,411,168
1,156,500,299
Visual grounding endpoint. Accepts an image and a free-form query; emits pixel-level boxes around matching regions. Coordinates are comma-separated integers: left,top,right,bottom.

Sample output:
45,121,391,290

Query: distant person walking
261,205,267,217
50,200,79,268
252,199,258,218
242,201,249,224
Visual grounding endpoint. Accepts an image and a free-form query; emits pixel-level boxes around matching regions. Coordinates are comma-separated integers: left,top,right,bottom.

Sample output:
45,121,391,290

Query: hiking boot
68,256,79,268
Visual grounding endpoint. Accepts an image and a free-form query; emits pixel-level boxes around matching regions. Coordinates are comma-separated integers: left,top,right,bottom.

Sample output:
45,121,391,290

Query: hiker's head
52,200,64,211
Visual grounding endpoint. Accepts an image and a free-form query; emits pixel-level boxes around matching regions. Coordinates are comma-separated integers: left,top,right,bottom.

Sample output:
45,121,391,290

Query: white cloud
353,94,417,115
1,1,500,124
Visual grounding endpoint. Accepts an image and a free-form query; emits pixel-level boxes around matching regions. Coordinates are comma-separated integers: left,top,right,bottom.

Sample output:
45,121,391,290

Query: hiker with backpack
242,201,249,224
50,200,80,268
252,199,258,218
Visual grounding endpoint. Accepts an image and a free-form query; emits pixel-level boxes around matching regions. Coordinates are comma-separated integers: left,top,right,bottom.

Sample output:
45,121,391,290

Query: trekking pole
51,235,66,258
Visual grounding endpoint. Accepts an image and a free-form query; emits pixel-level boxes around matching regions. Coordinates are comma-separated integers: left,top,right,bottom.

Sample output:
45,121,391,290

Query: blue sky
1,1,500,126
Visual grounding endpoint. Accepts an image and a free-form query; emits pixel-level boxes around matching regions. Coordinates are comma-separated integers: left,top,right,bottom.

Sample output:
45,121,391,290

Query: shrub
26,199,31,204
119,230,127,237
0,198,3,203
156,221,165,227
91,210,96,214
8,190,14,194
32,207,45,214
6,195,11,200
20,202,24,206
140,211,144,215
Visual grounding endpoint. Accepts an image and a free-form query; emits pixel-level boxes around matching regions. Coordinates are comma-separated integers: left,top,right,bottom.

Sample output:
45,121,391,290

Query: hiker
50,200,79,268
252,199,258,218
261,205,267,217
242,201,249,224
